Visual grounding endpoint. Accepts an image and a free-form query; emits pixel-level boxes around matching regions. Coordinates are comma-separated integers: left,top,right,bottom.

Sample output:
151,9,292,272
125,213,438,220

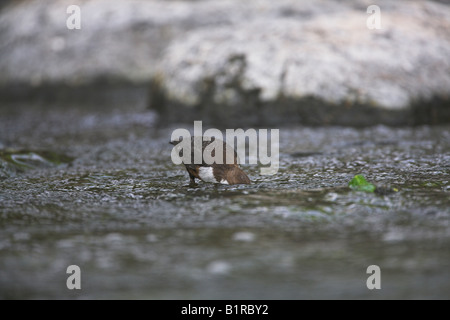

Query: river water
0,103,449,299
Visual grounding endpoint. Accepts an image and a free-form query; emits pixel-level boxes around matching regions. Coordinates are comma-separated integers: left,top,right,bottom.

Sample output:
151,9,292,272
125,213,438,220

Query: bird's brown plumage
170,136,251,185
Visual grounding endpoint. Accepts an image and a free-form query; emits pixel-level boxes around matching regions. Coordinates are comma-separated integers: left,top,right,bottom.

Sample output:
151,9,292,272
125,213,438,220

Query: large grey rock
0,0,449,125
154,0,450,125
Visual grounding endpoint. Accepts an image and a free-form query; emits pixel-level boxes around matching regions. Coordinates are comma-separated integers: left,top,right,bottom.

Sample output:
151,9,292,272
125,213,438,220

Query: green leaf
348,175,376,193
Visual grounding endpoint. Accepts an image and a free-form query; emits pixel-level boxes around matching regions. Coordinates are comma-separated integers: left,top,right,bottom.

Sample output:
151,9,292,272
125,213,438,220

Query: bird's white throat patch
198,167,217,183
198,167,229,184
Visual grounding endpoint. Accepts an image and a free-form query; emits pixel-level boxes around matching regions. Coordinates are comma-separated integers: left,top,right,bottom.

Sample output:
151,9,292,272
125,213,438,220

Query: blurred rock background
1,0,449,126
